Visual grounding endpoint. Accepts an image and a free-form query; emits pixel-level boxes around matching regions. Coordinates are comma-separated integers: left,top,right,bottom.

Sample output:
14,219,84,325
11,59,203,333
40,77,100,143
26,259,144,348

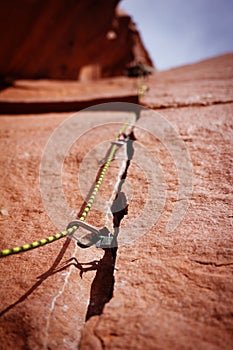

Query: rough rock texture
79,54,233,349
143,53,233,109
0,0,153,81
0,53,233,350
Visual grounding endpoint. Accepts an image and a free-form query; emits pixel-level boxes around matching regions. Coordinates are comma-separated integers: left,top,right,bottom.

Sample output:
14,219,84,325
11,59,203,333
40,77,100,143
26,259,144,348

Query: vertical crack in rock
85,131,136,322
43,242,78,349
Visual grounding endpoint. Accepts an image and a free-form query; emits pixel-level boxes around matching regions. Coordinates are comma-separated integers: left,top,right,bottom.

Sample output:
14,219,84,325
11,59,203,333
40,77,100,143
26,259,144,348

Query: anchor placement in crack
67,130,135,250
67,219,115,249
67,191,129,249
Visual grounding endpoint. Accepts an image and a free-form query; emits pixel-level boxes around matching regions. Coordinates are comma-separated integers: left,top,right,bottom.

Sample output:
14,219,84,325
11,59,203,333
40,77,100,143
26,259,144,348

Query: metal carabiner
66,219,115,249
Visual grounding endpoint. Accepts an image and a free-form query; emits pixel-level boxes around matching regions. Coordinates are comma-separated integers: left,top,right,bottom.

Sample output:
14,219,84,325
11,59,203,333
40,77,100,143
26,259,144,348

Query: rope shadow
55,257,100,279
0,237,71,317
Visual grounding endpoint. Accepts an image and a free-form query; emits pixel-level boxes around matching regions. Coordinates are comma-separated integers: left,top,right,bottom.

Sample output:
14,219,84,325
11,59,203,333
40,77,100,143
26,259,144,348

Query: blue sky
121,0,233,70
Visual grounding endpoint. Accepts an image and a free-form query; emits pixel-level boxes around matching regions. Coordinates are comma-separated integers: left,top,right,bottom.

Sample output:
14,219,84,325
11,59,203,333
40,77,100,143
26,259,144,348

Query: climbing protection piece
67,220,115,249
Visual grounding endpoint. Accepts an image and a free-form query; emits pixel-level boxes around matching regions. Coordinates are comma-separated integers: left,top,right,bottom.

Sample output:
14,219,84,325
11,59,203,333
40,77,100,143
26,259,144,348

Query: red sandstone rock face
0,0,153,81
0,54,233,349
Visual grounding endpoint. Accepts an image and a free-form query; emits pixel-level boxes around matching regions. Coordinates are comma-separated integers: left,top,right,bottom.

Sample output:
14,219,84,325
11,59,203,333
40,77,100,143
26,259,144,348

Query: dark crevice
0,77,15,91
84,131,136,321
85,248,116,321
192,259,233,267
0,95,139,114
142,99,233,111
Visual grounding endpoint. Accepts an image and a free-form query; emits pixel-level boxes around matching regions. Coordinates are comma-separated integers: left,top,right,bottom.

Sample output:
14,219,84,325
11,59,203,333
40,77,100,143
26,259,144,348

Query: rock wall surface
0,53,232,349
0,0,153,80
79,54,233,350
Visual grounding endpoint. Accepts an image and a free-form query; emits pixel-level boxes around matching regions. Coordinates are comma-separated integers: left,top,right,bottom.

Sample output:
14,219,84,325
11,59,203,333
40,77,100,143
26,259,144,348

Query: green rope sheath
0,227,77,258
0,114,135,258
